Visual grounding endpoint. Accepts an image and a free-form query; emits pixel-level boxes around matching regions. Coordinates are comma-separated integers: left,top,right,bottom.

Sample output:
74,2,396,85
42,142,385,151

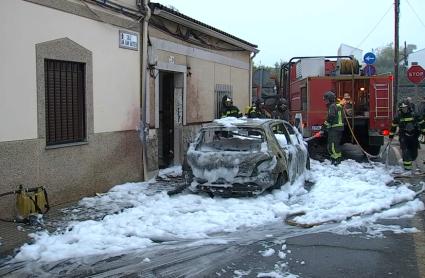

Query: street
1,211,424,277
0,142,424,277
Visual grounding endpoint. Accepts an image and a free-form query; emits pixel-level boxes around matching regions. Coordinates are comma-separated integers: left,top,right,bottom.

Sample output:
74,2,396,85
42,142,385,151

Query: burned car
184,118,309,197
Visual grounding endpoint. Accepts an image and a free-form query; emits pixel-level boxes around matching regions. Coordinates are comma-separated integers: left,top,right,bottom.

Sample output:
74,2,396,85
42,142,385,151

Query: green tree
374,43,417,84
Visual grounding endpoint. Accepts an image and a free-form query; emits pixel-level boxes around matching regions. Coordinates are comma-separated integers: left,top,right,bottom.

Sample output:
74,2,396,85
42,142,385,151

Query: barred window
215,84,233,118
45,59,86,145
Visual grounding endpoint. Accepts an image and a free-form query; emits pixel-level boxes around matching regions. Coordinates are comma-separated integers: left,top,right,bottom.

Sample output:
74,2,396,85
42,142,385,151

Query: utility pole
394,0,400,109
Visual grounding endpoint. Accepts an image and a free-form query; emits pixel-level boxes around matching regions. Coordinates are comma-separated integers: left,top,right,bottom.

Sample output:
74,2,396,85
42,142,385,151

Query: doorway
158,72,174,169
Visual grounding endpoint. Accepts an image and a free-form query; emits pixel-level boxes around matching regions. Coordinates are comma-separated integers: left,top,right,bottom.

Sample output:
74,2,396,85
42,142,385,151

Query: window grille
215,84,233,118
45,59,86,145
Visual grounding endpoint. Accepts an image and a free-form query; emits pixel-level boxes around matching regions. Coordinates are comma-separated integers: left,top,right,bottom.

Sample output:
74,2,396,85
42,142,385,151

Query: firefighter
322,91,344,165
406,96,416,113
274,97,290,121
341,93,353,117
221,95,242,118
389,100,425,171
246,99,264,118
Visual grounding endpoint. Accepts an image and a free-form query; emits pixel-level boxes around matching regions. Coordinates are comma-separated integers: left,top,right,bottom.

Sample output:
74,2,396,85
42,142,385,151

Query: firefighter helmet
222,96,233,107
323,91,336,103
398,100,409,109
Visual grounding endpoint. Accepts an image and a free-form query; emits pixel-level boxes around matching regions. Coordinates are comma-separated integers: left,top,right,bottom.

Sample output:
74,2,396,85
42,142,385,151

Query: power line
405,0,425,31
355,4,393,50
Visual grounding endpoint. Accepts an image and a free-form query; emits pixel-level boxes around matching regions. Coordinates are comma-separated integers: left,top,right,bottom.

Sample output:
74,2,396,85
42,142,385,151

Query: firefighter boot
331,157,341,166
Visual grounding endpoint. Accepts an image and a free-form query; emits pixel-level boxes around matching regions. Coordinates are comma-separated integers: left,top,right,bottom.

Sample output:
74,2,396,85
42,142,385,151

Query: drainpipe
139,0,151,181
249,51,258,104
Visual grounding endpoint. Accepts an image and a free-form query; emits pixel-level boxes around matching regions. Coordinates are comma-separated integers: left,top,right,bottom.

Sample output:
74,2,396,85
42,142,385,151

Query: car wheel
269,172,288,191
183,169,193,186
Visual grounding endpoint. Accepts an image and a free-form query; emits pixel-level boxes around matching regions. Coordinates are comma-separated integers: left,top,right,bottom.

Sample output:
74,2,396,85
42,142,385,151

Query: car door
283,122,308,175
270,122,297,183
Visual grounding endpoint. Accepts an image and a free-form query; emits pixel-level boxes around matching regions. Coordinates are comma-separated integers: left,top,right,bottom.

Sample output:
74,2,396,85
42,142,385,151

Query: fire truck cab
282,57,393,155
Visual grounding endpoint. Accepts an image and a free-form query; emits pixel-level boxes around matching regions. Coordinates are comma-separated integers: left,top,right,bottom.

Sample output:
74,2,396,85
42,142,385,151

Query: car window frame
195,126,267,152
270,122,292,146
283,122,301,145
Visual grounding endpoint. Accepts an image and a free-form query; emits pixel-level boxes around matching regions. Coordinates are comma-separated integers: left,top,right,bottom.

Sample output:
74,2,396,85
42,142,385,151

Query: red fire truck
281,56,393,155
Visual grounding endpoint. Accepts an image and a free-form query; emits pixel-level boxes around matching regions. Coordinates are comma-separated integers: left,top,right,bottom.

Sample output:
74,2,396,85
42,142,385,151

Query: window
215,84,233,118
271,123,291,147
45,59,86,145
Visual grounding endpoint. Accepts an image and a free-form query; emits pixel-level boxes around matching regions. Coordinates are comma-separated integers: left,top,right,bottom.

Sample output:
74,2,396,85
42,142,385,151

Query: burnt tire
183,169,193,186
269,173,288,191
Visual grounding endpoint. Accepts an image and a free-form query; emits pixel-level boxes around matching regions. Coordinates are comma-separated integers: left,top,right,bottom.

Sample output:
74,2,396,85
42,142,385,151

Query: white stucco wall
0,0,140,142
151,35,252,123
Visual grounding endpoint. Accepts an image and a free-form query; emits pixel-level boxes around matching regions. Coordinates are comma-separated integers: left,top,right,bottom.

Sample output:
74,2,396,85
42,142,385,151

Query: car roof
202,118,288,129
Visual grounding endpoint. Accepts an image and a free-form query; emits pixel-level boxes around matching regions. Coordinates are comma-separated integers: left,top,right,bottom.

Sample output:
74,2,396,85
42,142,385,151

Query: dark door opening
159,71,174,169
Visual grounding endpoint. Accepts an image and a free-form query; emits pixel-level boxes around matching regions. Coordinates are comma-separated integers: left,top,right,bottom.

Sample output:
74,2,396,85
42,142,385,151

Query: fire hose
305,109,391,163
341,108,387,163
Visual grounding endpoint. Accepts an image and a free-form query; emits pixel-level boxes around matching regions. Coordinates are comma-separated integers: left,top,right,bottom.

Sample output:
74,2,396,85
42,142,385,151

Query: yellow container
15,187,48,220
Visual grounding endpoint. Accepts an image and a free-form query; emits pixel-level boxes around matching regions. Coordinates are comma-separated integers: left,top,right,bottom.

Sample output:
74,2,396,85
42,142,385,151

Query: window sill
45,141,88,150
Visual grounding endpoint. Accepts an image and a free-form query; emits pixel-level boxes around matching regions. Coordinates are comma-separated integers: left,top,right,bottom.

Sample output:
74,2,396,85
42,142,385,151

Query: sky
5,118,424,276
154,0,425,66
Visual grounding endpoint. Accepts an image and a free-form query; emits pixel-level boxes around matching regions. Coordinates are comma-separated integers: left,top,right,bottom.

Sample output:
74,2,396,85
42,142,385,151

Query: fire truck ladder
374,83,390,119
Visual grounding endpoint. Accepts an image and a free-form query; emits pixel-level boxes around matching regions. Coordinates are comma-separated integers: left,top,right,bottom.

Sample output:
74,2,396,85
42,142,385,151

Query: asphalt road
1,212,424,278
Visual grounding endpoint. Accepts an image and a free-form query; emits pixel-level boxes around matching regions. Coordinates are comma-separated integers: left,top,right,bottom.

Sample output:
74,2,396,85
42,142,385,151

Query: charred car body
185,118,309,197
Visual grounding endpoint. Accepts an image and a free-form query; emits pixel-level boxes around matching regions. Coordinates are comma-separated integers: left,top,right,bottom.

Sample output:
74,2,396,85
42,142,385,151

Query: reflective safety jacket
389,111,425,138
221,106,241,118
324,103,344,131
246,106,263,118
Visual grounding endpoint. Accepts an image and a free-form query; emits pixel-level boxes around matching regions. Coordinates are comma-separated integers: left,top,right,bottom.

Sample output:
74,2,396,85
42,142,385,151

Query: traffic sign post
363,52,376,65
407,65,425,84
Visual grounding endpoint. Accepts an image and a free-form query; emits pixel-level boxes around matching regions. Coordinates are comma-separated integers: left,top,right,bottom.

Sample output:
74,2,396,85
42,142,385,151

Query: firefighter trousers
399,135,419,170
327,129,343,164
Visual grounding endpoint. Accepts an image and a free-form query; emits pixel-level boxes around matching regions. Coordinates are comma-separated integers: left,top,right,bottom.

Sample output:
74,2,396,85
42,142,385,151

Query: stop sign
407,65,425,84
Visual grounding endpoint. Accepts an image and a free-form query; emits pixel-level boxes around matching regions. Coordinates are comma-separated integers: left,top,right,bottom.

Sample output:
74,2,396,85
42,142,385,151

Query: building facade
0,0,258,218
143,3,258,174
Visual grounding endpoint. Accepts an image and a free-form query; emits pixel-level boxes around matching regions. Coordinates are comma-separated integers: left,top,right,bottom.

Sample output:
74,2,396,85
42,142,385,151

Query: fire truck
281,56,393,156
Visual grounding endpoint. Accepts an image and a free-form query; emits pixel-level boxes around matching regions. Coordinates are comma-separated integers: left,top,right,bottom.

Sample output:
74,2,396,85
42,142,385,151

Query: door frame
155,61,187,165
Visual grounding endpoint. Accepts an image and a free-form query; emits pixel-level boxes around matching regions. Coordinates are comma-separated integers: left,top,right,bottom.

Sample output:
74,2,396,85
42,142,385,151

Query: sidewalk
0,177,178,260
0,202,71,259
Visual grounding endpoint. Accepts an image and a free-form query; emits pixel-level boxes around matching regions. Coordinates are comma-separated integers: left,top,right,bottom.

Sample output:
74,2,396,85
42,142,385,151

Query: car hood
187,148,273,181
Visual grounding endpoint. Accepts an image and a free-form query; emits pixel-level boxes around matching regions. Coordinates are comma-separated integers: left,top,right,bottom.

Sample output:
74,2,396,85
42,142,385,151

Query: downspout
139,0,151,181
249,51,258,104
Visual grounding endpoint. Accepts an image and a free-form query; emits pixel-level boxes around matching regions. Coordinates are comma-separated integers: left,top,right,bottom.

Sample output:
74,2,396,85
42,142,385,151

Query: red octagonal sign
407,65,425,84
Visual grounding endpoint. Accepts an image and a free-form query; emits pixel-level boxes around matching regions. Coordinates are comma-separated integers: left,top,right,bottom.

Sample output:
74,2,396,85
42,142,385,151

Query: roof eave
153,8,259,54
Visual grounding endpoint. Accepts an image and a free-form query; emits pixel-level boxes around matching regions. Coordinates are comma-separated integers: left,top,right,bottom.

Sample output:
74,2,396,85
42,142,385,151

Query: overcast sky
156,0,425,66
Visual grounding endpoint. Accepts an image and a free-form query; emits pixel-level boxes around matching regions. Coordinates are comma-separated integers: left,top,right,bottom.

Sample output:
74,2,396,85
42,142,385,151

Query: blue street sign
364,64,376,76
363,52,376,65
